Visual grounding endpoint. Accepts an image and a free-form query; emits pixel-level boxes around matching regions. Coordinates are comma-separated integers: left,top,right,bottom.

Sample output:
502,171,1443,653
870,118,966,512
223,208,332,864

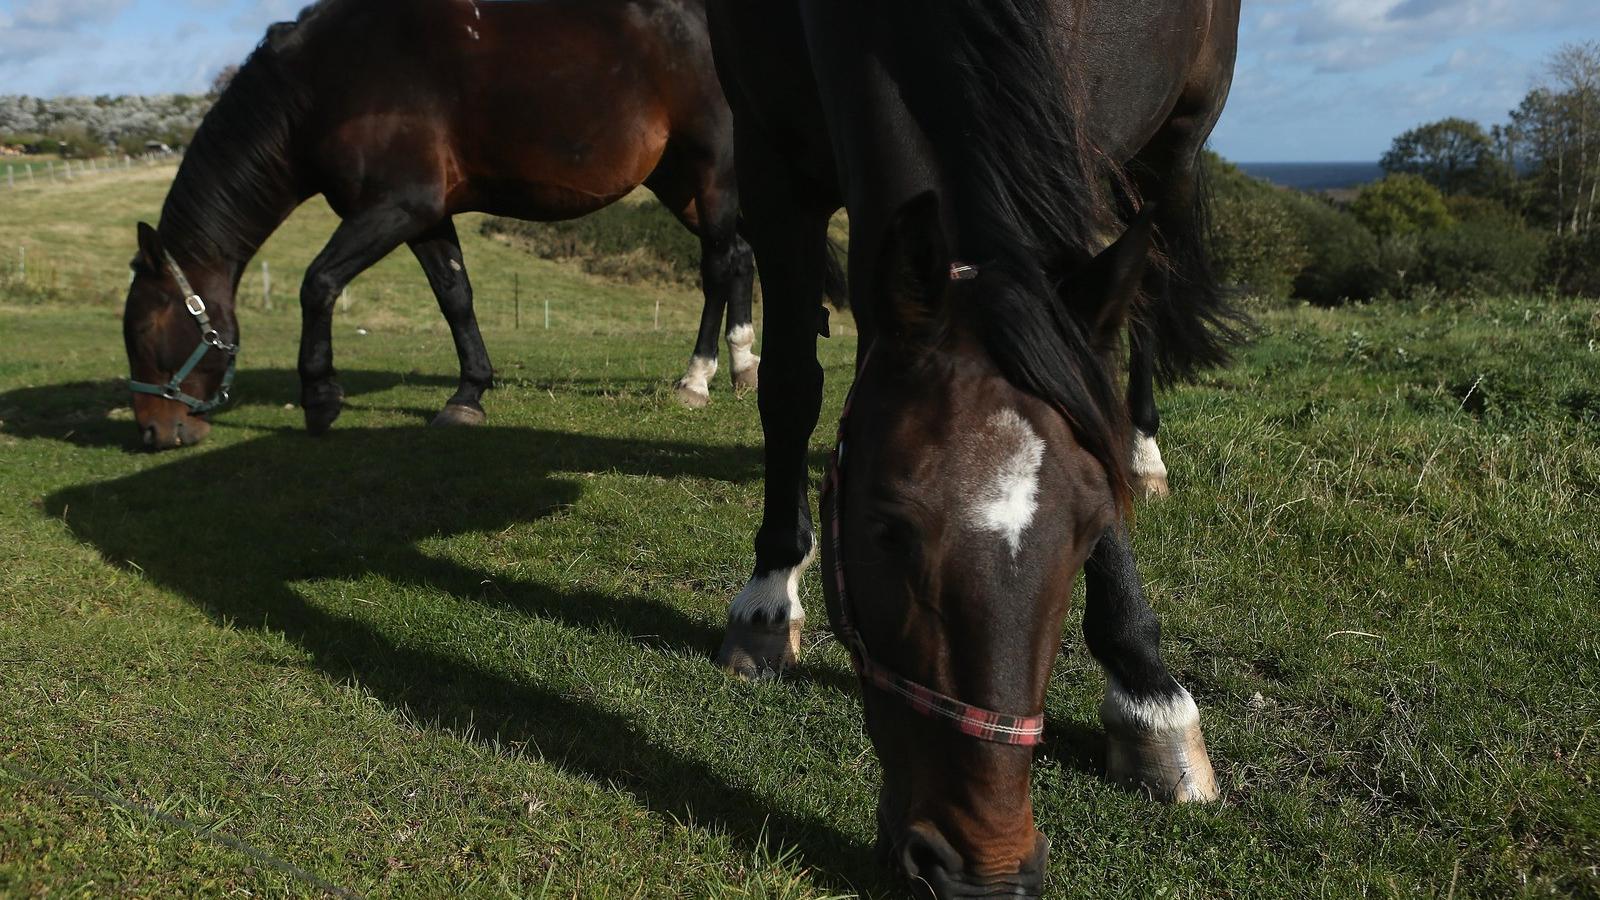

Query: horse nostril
899,825,963,886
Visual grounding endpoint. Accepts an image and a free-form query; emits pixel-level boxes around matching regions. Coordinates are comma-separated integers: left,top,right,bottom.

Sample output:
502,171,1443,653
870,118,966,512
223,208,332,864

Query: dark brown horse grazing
708,0,1241,895
124,0,754,450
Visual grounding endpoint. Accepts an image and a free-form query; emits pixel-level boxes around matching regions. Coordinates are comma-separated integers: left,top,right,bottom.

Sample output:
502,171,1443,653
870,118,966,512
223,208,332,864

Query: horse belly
449,18,674,219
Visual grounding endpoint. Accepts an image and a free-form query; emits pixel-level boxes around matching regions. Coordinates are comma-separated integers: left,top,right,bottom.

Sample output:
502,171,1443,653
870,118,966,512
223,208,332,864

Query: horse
706,0,1242,894
124,0,754,450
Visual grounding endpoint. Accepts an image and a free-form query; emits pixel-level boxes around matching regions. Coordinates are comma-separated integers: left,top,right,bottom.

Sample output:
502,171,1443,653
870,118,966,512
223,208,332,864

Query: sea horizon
1234,160,1384,192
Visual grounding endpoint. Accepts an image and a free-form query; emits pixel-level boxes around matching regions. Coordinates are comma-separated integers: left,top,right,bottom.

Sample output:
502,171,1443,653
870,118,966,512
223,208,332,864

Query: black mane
894,0,1133,501
895,0,1240,504
158,9,317,266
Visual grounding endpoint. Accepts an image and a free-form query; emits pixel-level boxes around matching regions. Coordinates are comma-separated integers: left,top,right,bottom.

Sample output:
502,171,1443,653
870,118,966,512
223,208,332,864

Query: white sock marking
967,409,1045,556
1100,676,1200,735
729,546,815,625
1131,430,1167,480
726,323,758,376
675,355,717,397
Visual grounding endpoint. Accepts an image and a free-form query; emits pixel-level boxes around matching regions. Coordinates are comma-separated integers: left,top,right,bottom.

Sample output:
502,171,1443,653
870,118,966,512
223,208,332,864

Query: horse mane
895,0,1134,505
894,0,1241,508
157,6,319,266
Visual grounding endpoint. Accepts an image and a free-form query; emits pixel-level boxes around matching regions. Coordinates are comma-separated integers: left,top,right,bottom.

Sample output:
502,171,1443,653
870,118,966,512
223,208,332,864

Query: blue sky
1,0,1596,161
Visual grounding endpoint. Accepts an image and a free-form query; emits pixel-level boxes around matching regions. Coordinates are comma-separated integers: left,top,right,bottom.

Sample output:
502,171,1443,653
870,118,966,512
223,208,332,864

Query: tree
1380,117,1508,195
1351,174,1454,240
209,65,240,100
1505,41,1600,233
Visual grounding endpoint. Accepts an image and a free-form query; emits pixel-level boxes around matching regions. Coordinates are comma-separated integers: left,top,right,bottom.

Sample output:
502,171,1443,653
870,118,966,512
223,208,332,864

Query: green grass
1,169,1597,898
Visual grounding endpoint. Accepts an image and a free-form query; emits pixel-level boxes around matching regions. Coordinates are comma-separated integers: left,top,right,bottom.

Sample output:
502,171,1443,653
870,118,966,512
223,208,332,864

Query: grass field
1,166,1597,898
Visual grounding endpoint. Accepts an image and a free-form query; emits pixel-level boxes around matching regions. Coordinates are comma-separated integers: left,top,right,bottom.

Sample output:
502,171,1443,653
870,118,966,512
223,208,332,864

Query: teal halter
128,250,238,415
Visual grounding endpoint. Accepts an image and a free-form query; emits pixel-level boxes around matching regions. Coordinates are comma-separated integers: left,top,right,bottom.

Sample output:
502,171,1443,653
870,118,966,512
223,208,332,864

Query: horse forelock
893,0,1133,508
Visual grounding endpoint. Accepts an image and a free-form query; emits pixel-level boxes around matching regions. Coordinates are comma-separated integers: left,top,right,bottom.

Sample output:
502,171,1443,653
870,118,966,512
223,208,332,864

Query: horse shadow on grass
44,422,900,896
0,368,459,450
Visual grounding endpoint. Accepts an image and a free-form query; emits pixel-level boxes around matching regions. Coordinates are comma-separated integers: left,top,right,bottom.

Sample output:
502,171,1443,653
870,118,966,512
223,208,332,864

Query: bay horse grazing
708,0,1241,894
124,0,754,450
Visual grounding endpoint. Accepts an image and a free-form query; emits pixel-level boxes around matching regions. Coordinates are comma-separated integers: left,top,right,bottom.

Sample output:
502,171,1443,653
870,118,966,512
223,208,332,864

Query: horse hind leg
410,218,492,426
1083,529,1219,802
654,152,757,407
1128,319,1170,499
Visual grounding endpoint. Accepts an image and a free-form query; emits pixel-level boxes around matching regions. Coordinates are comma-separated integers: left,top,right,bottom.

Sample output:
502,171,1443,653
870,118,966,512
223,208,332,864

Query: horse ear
1073,205,1156,345
877,191,950,339
134,222,164,272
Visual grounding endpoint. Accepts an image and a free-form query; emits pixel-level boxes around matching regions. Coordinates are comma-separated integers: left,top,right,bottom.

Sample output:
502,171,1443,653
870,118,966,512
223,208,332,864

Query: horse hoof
675,381,711,409
1105,722,1219,803
1134,473,1171,500
302,383,345,436
430,404,486,427
715,617,802,680
732,362,759,397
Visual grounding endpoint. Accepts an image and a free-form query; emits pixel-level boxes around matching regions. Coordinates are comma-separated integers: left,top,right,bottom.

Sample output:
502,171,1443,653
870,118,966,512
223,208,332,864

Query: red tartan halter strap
820,262,1046,747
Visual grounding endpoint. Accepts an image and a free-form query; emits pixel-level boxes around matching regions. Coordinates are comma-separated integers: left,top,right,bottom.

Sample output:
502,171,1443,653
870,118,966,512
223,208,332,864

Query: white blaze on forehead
967,408,1046,556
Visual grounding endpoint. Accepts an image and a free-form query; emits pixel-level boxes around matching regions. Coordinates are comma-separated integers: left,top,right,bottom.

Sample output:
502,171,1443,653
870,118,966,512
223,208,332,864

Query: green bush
1543,229,1600,297
1205,154,1309,298
1351,174,1453,239
1413,202,1548,296
481,198,702,286
1284,192,1386,305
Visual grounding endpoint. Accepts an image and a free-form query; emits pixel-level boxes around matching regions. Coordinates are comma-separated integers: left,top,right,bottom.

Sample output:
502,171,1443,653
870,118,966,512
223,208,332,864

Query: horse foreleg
410,218,492,426
298,207,425,435
715,154,830,679
1083,528,1218,802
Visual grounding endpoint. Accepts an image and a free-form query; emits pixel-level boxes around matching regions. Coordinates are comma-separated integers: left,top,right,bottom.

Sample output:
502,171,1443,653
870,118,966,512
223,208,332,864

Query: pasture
1,166,1597,897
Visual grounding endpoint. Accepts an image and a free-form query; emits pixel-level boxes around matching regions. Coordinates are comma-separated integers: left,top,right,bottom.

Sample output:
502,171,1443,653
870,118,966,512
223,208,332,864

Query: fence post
47,161,54,181
26,165,33,183
6,166,12,189
17,245,24,279
262,261,272,310
544,294,550,330
513,272,520,329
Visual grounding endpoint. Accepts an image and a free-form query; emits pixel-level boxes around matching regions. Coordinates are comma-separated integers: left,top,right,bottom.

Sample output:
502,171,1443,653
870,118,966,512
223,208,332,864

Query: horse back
286,0,726,220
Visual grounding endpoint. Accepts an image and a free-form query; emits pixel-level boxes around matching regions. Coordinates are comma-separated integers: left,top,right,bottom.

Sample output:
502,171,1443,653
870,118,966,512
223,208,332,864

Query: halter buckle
185,294,206,316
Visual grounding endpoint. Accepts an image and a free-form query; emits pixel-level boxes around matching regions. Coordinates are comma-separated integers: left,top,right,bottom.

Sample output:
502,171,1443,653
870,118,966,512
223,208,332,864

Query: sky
0,0,1597,161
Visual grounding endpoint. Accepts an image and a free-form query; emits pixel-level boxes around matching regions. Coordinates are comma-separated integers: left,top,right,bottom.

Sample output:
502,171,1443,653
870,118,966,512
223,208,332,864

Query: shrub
1204,154,1309,297
481,198,702,286
1272,190,1386,305
1413,201,1548,296
1351,174,1453,239
1544,229,1600,297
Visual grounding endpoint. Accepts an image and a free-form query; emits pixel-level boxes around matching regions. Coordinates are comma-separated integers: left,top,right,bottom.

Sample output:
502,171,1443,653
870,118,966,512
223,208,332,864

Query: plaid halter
819,262,1046,747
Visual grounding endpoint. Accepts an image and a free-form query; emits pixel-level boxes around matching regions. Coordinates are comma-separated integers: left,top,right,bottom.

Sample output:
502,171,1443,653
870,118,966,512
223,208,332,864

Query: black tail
822,237,849,310
1141,162,1250,385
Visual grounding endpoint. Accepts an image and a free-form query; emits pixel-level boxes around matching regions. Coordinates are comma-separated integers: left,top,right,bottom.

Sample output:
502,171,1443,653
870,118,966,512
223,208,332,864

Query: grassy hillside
0,167,1597,898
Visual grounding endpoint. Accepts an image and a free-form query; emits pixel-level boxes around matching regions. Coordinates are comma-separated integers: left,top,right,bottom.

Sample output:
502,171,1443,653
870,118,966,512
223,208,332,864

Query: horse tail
1143,160,1250,384
823,237,849,310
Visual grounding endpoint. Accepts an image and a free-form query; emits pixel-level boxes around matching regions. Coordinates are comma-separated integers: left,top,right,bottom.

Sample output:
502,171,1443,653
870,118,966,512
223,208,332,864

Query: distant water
1235,162,1384,192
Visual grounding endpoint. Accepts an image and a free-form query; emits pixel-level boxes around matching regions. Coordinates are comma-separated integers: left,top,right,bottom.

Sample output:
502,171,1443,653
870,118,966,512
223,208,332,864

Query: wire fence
2,152,179,189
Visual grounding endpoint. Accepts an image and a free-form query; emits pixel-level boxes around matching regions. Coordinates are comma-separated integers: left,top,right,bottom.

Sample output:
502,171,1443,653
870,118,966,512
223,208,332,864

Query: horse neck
156,79,311,300
159,168,304,303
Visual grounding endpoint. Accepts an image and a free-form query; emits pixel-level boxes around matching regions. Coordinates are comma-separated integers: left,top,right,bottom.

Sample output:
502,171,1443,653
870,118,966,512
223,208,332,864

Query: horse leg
697,166,760,398
714,156,831,679
299,207,425,435
1126,108,1227,498
410,218,493,426
1083,528,1218,802
651,161,757,408
1128,320,1168,499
